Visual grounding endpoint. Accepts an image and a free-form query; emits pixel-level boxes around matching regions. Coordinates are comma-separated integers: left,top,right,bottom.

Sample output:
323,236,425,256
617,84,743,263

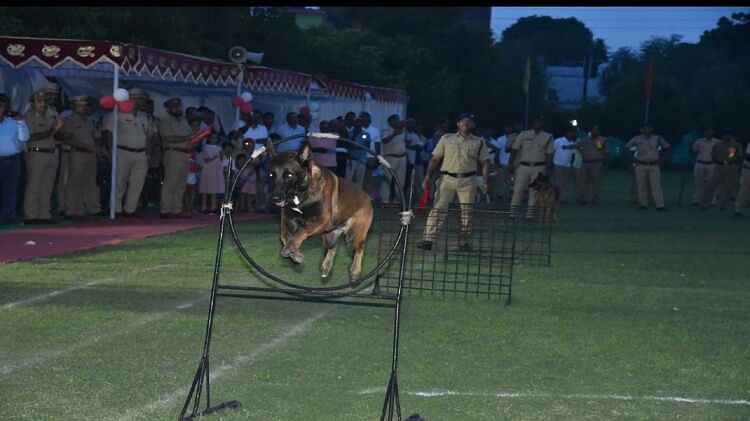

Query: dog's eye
286,173,294,178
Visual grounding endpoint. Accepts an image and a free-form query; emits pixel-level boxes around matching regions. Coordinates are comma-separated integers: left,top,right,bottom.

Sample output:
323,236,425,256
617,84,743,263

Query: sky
491,7,750,52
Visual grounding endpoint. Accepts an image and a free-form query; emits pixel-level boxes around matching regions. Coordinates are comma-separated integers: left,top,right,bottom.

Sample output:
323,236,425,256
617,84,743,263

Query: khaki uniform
702,139,743,209
510,129,553,215
61,113,101,216
625,134,669,208
423,133,488,243
735,143,750,214
692,137,720,204
380,127,408,205
575,136,607,203
24,109,59,220
158,114,192,214
103,111,152,214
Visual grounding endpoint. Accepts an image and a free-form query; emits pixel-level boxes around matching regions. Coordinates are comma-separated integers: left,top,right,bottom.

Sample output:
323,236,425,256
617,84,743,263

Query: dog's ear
266,137,277,158
299,142,312,163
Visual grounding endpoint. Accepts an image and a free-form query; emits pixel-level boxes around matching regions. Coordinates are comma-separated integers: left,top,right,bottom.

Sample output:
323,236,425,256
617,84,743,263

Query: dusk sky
491,7,750,52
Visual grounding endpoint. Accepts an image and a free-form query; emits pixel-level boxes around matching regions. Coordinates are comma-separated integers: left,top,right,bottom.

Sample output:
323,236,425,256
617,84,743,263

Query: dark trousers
0,154,22,218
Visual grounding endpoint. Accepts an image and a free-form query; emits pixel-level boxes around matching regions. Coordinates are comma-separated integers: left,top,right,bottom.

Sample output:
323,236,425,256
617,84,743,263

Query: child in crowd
198,133,225,213
183,150,198,214
236,153,257,212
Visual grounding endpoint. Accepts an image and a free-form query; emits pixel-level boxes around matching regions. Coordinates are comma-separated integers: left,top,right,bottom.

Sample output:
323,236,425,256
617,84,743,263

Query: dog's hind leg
320,228,344,278
346,212,373,282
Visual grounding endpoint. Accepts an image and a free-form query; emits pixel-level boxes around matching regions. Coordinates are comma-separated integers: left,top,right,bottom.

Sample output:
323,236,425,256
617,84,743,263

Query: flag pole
523,55,530,129
644,59,654,124
109,64,119,220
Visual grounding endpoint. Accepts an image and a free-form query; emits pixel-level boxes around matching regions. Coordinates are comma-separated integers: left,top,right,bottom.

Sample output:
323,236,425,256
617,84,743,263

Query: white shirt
491,135,512,166
238,123,268,142
362,124,382,175
552,136,576,167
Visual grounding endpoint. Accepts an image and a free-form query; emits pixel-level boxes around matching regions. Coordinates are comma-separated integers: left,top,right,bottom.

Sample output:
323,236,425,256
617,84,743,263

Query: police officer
60,95,102,219
380,114,408,205
564,124,608,204
102,93,153,217
625,122,670,211
158,97,193,218
733,140,750,217
508,116,553,218
41,83,69,215
701,129,743,211
690,128,720,206
24,90,64,224
419,112,490,251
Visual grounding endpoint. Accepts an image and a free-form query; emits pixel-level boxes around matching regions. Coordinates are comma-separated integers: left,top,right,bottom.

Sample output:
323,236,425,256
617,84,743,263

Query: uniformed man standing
41,83,68,216
60,95,102,219
380,114,408,205
564,124,608,204
733,140,750,217
24,90,64,224
508,116,553,218
700,129,743,211
158,97,194,218
625,122,670,211
418,113,490,251
102,95,153,217
690,128,720,206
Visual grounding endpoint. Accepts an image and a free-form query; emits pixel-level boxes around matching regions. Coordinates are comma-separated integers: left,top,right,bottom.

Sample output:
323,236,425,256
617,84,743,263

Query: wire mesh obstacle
177,133,522,421
375,204,518,303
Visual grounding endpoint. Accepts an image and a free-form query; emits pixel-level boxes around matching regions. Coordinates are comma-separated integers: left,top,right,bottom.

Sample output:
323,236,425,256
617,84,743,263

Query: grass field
1,169,749,420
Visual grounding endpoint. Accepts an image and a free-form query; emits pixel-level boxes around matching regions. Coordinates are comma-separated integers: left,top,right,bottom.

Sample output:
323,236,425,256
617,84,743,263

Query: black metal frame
178,134,411,421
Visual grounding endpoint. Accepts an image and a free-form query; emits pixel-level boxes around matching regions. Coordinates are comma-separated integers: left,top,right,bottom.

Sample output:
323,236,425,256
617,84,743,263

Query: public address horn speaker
228,46,264,65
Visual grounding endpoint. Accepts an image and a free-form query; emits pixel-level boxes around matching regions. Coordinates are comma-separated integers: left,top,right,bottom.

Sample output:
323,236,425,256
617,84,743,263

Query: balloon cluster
299,101,320,120
231,92,254,114
99,88,135,113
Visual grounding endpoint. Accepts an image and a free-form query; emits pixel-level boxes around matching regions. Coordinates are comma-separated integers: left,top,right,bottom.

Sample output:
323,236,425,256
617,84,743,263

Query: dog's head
528,172,551,191
266,143,314,208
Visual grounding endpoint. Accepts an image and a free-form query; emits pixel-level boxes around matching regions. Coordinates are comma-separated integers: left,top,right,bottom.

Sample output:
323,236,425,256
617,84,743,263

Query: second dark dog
266,141,373,281
528,172,560,222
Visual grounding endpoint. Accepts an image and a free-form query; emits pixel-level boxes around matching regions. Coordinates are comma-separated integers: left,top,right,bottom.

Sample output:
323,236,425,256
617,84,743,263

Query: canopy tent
1,35,408,219
0,35,408,133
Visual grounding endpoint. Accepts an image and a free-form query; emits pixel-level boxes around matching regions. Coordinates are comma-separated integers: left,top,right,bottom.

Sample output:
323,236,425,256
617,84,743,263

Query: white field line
0,264,174,310
0,297,204,375
358,387,750,406
111,308,335,421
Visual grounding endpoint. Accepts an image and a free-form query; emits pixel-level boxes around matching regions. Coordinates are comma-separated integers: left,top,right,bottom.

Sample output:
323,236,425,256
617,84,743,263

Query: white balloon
310,111,319,120
309,101,320,112
113,88,129,102
240,92,253,103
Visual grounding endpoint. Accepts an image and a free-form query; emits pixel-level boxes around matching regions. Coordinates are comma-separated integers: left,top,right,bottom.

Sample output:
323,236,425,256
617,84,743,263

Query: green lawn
1,170,748,420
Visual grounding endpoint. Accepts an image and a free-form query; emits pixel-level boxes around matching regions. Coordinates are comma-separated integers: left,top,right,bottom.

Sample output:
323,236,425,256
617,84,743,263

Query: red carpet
0,212,268,264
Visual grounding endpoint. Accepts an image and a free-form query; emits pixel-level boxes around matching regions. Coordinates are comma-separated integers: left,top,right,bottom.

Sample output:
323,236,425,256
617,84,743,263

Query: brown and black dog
266,141,373,281
528,172,561,222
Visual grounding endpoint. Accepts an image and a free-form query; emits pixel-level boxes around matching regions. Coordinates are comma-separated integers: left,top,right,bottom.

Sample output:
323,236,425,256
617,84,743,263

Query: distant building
545,63,607,109
285,7,327,29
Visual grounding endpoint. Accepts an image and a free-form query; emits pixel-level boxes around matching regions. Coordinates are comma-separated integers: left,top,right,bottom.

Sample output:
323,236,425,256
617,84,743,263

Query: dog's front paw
290,250,304,264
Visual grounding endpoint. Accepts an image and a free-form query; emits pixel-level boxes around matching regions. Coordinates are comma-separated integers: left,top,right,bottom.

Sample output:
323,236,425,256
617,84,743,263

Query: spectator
158,97,194,218
380,114,407,205
404,118,424,194
733,139,750,217
690,127,720,206
198,132,225,214
701,129,743,211
298,112,312,133
184,148,198,214
310,120,338,172
489,126,512,201
508,116,554,218
24,90,64,224
345,117,371,188
552,126,578,203
0,94,30,225
274,111,306,152
141,96,163,208
236,153,257,213
626,122,670,211
330,117,350,178
262,111,275,137
564,124,608,204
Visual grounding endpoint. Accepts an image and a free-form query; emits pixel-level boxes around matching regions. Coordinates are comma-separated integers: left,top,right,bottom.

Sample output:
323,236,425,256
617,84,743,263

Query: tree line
1,7,748,142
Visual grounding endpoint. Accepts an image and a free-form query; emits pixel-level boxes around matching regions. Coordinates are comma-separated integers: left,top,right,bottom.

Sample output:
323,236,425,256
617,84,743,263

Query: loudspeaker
228,46,264,65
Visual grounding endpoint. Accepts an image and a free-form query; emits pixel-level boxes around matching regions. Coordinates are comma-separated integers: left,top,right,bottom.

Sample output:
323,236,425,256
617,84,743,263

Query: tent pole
109,64,120,220
235,64,242,133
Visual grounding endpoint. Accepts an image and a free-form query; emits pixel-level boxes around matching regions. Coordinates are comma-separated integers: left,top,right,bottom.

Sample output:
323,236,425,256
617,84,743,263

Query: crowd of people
1,83,749,227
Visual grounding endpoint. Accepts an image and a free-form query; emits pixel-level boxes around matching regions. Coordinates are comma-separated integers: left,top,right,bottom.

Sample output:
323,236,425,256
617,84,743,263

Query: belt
696,160,714,165
520,161,545,167
636,160,658,165
583,159,603,163
441,170,476,178
385,153,407,158
70,146,94,154
164,147,189,153
311,147,335,154
117,145,146,153
29,147,55,153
